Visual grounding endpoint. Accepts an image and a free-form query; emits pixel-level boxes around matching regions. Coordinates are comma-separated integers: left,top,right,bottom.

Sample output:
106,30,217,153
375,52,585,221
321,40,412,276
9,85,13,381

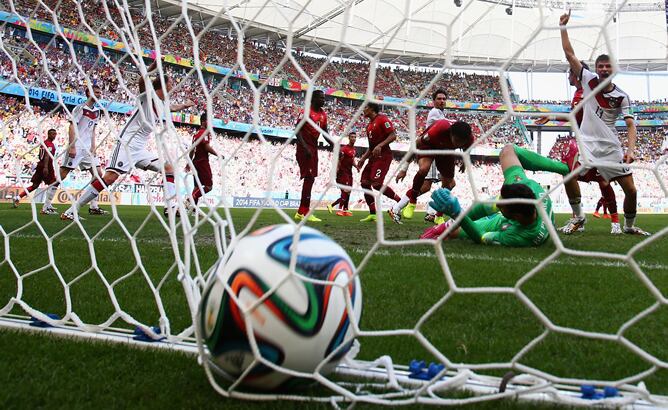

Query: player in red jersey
13,129,58,208
356,102,401,222
328,131,357,217
294,90,328,222
389,119,473,224
186,112,219,214
537,59,621,234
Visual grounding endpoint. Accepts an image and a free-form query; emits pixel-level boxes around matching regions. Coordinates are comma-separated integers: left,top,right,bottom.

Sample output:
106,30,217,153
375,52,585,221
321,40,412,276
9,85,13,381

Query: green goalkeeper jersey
459,166,553,247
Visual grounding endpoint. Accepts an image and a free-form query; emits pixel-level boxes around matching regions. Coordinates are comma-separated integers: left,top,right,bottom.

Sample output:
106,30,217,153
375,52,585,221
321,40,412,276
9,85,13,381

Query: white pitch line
4,233,666,271
351,248,668,271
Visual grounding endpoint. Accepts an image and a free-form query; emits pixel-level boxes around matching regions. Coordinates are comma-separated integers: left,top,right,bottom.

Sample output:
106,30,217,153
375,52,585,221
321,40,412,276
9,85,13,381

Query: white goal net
1,0,667,407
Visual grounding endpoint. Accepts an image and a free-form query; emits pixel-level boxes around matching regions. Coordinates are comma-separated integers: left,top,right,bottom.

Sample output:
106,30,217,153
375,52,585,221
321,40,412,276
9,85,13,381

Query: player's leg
15,171,44,206
335,175,353,216
87,165,108,214
519,139,586,233
391,156,432,222
512,145,570,175
62,170,118,220
614,175,649,235
192,161,213,207
42,166,71,214
359,164,377,222
597,180,619,233
431,157,457,225
295,148,320,222
593,196,604,218
62,144,128,219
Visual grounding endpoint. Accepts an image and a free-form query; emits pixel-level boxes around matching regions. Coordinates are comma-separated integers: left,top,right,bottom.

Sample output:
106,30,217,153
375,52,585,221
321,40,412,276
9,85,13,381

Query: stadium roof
149,0,668,72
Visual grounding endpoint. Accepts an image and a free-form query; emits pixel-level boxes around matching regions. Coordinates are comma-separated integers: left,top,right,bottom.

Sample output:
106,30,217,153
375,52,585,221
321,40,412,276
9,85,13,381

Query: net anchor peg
408,359,446,380
133,326,165,342
29,313,60,328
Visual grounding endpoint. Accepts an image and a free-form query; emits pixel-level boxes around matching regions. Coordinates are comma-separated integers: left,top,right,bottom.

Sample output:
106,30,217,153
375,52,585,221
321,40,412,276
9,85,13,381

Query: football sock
409,173,425,204
624,213,636,229
44,183,58,208
569,197,584,218
393,194,410,213
298,176,314,215
381,187,400,202
192,187,202,204
75,185,100,211
18,185,36,199
513,145,569,176
165,173,176,208
341,191,350,210
601,184,618,222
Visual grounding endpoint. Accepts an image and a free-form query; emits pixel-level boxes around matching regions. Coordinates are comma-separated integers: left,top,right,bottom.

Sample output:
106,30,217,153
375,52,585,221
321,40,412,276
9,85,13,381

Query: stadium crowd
7,0,506,101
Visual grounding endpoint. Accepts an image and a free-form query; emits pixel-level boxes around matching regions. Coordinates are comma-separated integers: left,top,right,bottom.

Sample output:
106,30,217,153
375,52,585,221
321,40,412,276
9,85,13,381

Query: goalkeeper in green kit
421,143,573,247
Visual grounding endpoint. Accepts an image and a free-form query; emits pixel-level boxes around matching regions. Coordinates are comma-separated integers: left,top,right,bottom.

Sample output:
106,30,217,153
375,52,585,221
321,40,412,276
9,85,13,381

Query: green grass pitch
1,205,666,408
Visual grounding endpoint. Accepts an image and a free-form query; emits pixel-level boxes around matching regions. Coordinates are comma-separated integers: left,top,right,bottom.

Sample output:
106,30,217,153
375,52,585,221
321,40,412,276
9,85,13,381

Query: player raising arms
537,61,621,234
61,60,194,220
12,129,57,210
389,119,473,224
421,144,554,247
559,10,648,235
41,83,108,216
294,89,328,222
327,131,357,217
357,102,401,222
186,112,218,213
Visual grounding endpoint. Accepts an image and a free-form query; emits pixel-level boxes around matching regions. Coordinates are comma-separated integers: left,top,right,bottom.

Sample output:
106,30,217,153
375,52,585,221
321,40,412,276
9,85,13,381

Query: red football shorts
296,145,318,179
361,154,392,185
30,167,56,186
194,160,213,187
336,173,353,187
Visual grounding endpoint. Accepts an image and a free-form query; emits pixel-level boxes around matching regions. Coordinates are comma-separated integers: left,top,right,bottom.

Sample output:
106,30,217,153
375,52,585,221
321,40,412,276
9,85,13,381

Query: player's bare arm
624,117,637,163
205,142,218,157
67,121,77,158
560,10,583,77
295,129,312,158
373,131,396,157
170,99,195,112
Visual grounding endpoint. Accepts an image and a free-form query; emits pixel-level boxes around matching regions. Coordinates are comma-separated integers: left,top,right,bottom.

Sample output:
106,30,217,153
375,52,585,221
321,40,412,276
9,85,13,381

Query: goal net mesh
0,0,667,407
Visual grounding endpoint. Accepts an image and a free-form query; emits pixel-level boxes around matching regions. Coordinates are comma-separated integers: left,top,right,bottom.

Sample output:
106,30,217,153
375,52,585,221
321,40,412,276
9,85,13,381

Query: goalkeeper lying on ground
420,143,572,247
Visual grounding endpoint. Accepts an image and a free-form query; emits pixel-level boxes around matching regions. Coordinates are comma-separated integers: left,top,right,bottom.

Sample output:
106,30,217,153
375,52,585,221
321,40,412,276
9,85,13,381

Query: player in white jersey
396,89,455,224
559,10,649,235
61,60,194,220
41,84,107,215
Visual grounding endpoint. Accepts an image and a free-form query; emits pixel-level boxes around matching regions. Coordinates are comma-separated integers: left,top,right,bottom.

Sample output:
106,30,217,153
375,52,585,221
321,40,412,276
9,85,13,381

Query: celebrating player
389,119,473,224
41,84,108,216
357,102,401,222
421,144,554,247
327,131,357,217
537,62,621,234
294,89,328,222
12,129,57,210
559,10,648,235
186,112,218,213
61,60,194,220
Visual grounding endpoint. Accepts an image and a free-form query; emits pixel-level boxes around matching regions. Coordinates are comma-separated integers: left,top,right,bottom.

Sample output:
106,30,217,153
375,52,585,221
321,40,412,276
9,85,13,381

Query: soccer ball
199,224,362,390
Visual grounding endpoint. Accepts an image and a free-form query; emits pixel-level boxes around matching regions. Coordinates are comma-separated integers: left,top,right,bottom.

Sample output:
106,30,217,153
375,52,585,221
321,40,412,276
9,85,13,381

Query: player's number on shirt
375,169,382,178
595,106,605,119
